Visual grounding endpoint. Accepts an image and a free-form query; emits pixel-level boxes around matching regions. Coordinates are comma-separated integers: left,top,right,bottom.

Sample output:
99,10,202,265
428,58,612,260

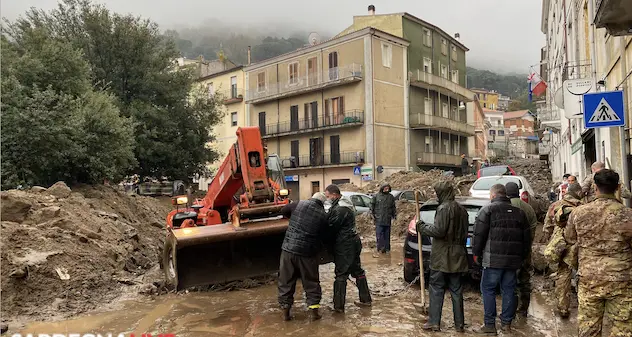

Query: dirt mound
507,159,553,197
357,201,417,247
0,183,170,321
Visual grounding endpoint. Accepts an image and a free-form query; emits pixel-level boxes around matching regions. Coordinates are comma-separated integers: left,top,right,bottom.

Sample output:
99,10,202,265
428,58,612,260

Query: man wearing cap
278,192,329,321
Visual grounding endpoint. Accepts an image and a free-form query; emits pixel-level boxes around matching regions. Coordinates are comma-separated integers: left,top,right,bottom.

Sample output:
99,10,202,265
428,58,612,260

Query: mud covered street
9,245,578,337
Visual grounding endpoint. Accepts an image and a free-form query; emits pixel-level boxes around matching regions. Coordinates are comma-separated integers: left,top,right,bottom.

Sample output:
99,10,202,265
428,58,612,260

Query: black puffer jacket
473,196,531,270
281,198,327,257
327,196,358,246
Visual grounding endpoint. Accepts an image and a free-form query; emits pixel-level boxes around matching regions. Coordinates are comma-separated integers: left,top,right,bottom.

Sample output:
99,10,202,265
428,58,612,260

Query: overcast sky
2,0,544,74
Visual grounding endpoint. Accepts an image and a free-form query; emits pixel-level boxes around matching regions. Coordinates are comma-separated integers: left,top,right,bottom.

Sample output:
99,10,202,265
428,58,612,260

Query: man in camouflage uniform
565,169,632,337
582,161,631,203
544,183,583,318
543,197,563,243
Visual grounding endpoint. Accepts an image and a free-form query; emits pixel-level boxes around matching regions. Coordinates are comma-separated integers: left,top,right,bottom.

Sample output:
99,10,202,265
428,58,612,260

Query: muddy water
12,246,578,337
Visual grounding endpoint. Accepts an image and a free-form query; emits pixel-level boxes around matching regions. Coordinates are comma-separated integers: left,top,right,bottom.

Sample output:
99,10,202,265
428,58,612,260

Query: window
257,72,266,92
423,29,431,46
441,39,448,55
452,107,458,121
290,105,299,131
290,140,299,167
424,136,432,152
330,135,340,164
230,112,238,126
483,103,487,108
453,141,459,155
440,64,447,79
442,103,449,118
207,83,214,97
443,139,449,153
258,112,266,135
381,42,392,68
332,179,351,185
423,58,432,73
288,62,299,85
451,46,458,61
489,129,496,136
328,52,339,80
451,70,459,83
351,195,366,207
424,98,432,115
498,130,505,136
230,76,237,98
307,57,318,86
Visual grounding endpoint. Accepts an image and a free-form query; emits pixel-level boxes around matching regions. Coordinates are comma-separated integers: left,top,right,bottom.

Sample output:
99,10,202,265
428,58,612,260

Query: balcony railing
217,88,244,104
595,0,632,36
409,113,475,136
263,110,364,138
281,151,364,169
415,152,462,166
410,70,476,101
246,63,363,103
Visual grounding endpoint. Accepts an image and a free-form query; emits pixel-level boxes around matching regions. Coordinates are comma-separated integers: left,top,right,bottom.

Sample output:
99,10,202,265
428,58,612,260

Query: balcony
409,113,475,136
218,88,244,105
595,0,632,36
262,110,364,138
246,64,363,104
415,152,462,166
410,70,476,102
537,109,561,129
281,151,364,170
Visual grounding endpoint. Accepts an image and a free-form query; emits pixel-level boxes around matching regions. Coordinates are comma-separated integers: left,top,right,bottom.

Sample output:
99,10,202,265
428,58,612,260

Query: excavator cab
163,127,293,290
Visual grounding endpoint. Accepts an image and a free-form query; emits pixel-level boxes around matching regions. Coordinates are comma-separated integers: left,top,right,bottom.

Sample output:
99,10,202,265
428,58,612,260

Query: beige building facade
244,27,409,200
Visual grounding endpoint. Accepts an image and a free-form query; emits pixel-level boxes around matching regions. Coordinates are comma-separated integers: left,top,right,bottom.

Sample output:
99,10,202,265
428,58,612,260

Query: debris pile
506,159,554,196
342,170,477,197
0,183,171,321
356,201,417,247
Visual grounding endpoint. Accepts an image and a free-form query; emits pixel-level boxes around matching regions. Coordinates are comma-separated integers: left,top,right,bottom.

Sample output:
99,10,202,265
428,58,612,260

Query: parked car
403,197,489,283
390,190,417,202
477,165,516,178
325,191,372,215
469,175,535,203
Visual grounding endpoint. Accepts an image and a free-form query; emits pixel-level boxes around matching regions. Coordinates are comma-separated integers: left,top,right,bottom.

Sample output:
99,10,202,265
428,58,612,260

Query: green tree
0,34,136,188
9,0,224,181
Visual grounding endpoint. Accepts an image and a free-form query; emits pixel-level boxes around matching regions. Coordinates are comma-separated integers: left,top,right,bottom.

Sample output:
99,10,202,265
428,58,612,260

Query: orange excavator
162,127,292,290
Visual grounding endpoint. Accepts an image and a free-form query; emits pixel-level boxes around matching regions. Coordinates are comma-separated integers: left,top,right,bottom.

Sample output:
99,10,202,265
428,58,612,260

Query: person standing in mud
324,185,372,313
277,192,328,321
415,181,468,332
370,183,396,256
472,184,531,334
544,183,583,319
505,182,537,318
564,169,632,337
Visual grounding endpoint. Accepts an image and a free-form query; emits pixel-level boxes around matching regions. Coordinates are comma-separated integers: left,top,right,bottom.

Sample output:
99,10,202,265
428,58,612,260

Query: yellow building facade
244,27,409,200
471,88,500,110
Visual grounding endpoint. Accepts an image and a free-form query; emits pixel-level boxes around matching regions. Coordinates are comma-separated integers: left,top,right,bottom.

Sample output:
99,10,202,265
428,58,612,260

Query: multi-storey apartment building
244,27,409,200
470,97,489,161
484,109,537,158
336,7,476,171
471,88,500,110
541,0,631,190
194,62,246,190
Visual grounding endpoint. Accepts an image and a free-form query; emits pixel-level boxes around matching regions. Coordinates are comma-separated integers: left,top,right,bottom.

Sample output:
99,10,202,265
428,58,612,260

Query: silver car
469,175,535,203
325,191,372,215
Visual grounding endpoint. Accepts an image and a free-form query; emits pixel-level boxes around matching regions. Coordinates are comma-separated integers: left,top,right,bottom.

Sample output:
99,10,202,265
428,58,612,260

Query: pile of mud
0,182,171,321
342,170,476,197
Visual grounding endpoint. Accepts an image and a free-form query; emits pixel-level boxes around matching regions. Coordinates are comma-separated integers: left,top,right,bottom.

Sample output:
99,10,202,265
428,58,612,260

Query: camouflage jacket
565,195,632,282
582,173,631,203
543,195,582,266
543,200,562,242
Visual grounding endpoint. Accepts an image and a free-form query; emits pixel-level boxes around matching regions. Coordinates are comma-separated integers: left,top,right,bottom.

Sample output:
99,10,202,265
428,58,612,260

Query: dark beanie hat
505,182,520,198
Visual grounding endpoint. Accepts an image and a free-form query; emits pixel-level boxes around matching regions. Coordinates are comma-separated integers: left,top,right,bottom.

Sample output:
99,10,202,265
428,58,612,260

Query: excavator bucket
163,218,289,290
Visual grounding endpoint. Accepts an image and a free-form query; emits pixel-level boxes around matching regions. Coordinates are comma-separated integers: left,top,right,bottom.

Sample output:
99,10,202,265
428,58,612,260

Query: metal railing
216,88,244,103
415,152,462,166
409,113,475,135
246,63,363,101
410,69,476,101
282,151,364,168
264,110,364,137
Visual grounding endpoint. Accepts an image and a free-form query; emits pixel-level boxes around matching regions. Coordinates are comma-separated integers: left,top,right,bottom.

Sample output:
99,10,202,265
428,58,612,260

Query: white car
325,191,372,215
469,175,535,203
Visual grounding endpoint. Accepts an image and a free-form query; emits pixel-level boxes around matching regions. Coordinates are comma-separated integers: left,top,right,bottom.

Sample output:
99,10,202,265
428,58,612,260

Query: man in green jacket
416,181,469,332
505,182,537,318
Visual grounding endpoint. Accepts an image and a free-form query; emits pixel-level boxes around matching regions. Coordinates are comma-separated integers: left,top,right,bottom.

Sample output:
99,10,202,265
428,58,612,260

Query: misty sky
2,0,544,74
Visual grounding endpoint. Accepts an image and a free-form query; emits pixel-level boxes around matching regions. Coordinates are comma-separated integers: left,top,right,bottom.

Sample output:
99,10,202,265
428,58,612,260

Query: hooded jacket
281,198,327,257
327,196,359,249
505,182,537,233
416,181,470,273
473,195,531,270
370,183,396,226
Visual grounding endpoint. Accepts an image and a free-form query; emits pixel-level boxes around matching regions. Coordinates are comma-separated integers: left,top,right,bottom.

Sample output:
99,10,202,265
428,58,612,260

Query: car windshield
472,177,523,190
419,206,481,226
480,166,512,176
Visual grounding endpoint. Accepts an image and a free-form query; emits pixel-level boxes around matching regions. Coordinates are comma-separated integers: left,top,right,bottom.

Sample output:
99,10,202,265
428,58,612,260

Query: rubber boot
333,279,347,313
517,293,530,318
500,322,511,333
474,324,497,335
354,276,372,307
281,306,292,321
308,307,322,321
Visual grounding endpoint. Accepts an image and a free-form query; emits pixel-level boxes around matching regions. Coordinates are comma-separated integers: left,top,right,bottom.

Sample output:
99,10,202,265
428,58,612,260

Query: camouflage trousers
515,254,532,313
554,263,573,313
577,278,632,337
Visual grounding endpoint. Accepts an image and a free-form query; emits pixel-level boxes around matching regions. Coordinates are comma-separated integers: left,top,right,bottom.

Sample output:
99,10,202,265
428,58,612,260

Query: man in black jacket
278,192,328,321
473,184,531,334
370,183,396,255
324,185,372,313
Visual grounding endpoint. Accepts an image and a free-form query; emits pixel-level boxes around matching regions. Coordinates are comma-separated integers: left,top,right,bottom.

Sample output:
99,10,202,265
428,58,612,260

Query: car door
350,195,366,215
401,190,415,202
359,195,372,214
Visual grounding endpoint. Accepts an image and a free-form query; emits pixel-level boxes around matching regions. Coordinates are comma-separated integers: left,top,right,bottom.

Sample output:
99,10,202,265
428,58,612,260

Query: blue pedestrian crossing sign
353,166,361,176
583,91,625,128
